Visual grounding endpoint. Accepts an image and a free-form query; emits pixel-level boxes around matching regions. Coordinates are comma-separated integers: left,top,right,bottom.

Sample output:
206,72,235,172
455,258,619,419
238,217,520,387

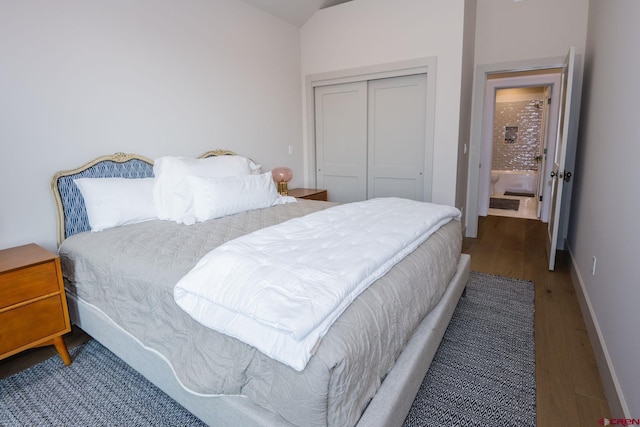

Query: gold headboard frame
199,149,237,158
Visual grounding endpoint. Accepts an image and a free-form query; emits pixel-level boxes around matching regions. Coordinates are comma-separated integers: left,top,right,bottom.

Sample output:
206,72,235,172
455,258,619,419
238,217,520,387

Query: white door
367,75,427,201
546,47,576,271
536,86,552,218
315,81,368,202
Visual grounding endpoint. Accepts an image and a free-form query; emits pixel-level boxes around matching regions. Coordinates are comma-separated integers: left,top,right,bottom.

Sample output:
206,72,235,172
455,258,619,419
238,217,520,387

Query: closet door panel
370,177,420,199
315,82,367,202
367,74,427,201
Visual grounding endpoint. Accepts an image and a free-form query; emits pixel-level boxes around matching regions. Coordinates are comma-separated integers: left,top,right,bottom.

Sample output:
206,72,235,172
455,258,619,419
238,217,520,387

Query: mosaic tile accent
492,99,543,171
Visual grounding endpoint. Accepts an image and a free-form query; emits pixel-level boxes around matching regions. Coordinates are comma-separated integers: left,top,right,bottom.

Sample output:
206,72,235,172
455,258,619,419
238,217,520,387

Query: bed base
66,254,469,427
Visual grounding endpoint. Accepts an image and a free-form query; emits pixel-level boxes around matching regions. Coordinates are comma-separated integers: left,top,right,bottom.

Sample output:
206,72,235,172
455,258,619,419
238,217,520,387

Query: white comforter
174,197,460,370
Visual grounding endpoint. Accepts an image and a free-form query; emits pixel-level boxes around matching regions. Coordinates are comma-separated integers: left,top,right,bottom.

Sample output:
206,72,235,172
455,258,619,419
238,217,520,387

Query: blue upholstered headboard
51,153,154,244
51,150,237,245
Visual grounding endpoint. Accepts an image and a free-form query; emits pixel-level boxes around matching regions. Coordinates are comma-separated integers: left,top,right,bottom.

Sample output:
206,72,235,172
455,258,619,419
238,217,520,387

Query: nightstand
288,188,328,201
0,244,72,365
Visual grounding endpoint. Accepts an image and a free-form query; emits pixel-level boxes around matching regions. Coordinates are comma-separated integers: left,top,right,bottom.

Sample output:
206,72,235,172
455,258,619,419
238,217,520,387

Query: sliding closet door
315,82,367,202
367,74,427,201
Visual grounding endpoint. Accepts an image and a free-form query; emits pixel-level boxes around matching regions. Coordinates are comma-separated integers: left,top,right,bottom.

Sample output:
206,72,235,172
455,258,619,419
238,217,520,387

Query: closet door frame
305,57,437,202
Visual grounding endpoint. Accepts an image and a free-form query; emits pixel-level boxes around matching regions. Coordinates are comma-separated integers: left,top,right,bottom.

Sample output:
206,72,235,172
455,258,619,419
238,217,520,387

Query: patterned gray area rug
404,271,536,427
0,341,206,427
0,271,535,427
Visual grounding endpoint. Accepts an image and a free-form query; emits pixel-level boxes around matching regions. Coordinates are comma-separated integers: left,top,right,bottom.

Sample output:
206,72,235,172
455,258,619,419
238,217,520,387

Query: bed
51,150,470,427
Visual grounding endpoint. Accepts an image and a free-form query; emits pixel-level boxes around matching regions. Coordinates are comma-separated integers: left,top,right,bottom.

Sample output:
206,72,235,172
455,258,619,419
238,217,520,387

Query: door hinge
539,195,543,202
548,98,551,105
543,148,547,154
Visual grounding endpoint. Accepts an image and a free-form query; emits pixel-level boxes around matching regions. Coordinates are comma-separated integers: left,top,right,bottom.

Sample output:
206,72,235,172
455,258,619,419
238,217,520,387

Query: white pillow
185,172,279,222
153,156,261,224
74,177,157,232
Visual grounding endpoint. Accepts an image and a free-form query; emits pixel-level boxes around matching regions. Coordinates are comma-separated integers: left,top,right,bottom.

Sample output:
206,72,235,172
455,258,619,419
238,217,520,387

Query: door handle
550,170,572,182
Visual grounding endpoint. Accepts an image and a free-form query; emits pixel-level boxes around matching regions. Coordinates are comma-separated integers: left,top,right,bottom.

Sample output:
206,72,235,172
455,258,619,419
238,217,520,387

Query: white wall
496,87,545,103
0,0,303,252
568,0,640,417
455,0,477,225
301,0,467,208
475,0,588,65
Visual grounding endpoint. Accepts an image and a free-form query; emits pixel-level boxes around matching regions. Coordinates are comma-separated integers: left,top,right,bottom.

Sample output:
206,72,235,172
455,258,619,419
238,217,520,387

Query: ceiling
242,0,352,27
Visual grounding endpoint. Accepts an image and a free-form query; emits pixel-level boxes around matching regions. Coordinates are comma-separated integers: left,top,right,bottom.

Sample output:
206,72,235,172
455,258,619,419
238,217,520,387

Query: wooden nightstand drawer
0,244,72,365
0,295,67,355
0,261,59,309
287,188,328,201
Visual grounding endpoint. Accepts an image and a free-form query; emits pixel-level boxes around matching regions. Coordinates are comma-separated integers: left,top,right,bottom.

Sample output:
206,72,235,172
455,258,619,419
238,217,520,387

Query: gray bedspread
59,200,461,427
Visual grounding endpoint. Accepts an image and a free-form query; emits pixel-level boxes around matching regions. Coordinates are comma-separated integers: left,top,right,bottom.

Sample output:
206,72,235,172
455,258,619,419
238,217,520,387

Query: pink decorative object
272,167,293,196
272,167,292,183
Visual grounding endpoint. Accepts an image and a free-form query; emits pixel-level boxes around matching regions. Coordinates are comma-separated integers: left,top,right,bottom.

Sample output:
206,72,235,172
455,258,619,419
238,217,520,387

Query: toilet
491,173,500,196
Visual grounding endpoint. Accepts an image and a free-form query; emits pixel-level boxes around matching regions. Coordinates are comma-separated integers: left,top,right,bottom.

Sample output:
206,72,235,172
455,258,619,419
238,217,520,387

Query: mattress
58,200,462,427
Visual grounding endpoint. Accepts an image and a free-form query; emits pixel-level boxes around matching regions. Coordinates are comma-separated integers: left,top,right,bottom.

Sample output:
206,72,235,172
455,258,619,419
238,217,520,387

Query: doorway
487,86,548,220
467,60,566,238
477,71,562,223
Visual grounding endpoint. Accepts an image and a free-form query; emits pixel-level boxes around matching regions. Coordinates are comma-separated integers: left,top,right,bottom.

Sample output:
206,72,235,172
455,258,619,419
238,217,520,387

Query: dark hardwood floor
1,214,611,426
463,215,610,426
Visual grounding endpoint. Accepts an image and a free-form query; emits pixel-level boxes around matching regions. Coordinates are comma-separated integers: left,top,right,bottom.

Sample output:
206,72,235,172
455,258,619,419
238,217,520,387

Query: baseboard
567,246,629,417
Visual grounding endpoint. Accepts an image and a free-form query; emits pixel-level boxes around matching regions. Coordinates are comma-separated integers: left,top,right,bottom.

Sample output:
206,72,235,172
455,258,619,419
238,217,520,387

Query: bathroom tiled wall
492,99,543,171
